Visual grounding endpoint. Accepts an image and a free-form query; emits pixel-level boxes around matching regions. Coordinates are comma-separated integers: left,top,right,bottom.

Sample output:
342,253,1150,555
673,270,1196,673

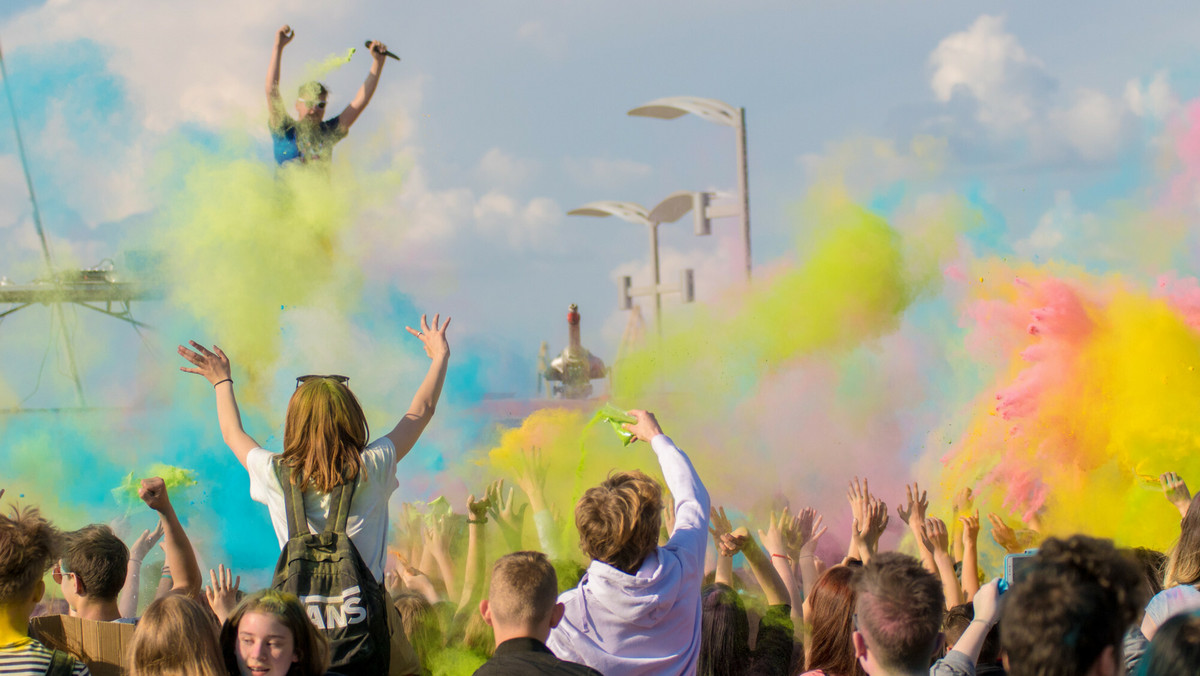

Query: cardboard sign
29,615,134,676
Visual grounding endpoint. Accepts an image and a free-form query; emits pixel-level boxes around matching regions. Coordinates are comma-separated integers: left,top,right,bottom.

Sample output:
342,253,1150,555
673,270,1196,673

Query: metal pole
649,221,663,338
0,40,86,406
736,107,751,281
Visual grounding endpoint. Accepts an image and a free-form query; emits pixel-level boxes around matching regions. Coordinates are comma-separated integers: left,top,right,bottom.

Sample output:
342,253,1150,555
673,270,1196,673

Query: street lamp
568,193,696,337
628,96,752,281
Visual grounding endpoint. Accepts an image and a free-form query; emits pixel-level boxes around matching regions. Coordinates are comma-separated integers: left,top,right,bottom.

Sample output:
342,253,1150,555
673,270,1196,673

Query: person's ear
71,574,84,596
549,602,565,628
31,579,45,604
934,631,945,656
1002,652,1011,671
479,599,493,627
853,631,868,659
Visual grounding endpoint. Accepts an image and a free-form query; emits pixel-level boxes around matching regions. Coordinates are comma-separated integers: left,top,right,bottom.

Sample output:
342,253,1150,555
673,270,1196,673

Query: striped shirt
0,637,90,675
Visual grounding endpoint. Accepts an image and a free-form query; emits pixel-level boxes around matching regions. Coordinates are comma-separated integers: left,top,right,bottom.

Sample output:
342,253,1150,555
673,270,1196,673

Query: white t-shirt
1143,584,1200,639
246,437,399,581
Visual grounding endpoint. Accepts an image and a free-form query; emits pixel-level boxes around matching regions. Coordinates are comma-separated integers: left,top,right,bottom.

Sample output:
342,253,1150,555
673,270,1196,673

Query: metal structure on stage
1,40,162,407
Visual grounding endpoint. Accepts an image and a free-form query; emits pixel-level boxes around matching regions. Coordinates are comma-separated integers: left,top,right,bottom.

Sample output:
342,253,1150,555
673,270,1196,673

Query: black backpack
44,650,75,676
271,461,391,675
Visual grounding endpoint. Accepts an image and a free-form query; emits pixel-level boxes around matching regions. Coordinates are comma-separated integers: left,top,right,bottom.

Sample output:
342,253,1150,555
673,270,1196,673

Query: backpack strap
323,473,356,536
273,458,312,539
45,649,75,676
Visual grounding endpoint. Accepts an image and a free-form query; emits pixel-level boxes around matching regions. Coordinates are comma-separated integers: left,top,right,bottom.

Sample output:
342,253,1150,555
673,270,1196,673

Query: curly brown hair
1001,535,1145,676
0,506,61,604
575,470,663,574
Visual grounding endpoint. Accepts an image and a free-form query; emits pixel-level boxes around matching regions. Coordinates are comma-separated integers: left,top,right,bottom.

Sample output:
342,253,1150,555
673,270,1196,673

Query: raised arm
266,25,294,128
139,477,202,599
960,511,981,602
920,517,963,609
458,492,491,612
178,341,259,467
118,521,163,618
386,314,451,460
1162,472,1193,519
897,482,936,573
710,506,735,586
624,410,710,558
337,41,388,131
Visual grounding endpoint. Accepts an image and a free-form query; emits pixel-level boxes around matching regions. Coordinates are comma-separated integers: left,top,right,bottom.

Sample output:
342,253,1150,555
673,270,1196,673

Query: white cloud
476,147,537,189
929,15,1053,131
1045,88,1128,162
564,157,653,190
1124,71,1177,120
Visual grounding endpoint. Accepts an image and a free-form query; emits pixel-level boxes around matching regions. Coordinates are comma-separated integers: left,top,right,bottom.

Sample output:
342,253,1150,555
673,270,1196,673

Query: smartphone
998,549,1038,594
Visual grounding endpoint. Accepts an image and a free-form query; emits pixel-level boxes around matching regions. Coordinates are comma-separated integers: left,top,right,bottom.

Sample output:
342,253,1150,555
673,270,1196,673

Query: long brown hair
282,378,369,493
128,595,224,676
806,565,866,676
1166,495,1200,589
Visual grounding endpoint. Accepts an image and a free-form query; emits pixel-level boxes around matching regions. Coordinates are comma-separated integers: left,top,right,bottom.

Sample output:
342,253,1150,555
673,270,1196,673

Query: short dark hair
852,552,944,673
63,524,128,601
488,551,558,626
1001,535,1145,676
0,506,61,604
575,470,663,574
1140,609,1200,676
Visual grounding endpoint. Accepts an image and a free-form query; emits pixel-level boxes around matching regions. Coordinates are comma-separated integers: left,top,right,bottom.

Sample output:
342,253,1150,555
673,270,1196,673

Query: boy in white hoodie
546,409,710,675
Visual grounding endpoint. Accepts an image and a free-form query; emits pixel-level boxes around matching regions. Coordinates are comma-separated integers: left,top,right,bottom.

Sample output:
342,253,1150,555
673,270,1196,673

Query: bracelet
771,553,792,562
213,378,233,388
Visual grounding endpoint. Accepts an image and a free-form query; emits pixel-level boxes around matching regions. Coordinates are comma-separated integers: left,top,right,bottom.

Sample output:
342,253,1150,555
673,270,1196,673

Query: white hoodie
547,435,711,676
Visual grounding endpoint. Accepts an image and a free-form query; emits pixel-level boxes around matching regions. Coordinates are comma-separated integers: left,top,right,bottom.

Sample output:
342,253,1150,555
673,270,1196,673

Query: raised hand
486,479,527,549
987,513,1025,554
367,40,389,61
129,521,165,562
758,508,791,558
275,25,294,48
466,492,491,523
921,517,951,554
793,507,826,556
719,529,751,558
847,476,870,525
897,482,929,526
953,487,974,515
862,499,890,550
138,478,173,514
1162,471,1192,517
959,511,981,545
513,445,548,506
709,506,733,545
405,314,451,361
623,410,664,444
177,342,232,385
204,564,241,625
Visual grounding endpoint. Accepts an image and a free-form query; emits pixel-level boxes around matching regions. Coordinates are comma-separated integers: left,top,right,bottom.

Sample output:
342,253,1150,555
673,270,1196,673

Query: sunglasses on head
296,374,350,389
300,100,327,109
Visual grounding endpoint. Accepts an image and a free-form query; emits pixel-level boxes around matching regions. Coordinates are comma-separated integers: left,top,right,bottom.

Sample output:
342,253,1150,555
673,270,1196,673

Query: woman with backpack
179,313,451,676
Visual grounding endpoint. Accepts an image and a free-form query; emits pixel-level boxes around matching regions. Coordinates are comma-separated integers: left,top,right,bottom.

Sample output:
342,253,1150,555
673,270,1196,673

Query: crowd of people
3,313,1200,676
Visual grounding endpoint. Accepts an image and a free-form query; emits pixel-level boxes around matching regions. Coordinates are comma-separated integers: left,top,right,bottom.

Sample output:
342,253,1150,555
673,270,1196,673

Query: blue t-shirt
271,115,347,165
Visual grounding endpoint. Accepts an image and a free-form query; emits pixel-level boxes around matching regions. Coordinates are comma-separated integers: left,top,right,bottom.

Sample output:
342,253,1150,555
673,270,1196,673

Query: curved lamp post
628,96,751,281
568,193,696,337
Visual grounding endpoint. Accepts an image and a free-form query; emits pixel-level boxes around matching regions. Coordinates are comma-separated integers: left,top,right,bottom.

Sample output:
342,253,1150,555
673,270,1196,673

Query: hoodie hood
580,549,683,627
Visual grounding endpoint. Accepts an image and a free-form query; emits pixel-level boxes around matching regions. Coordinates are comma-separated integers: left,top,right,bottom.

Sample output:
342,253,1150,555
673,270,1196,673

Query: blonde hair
575,470,663,574
128,595,224,676
1165,495,1200,588
488,551,558,626
282,378,369,493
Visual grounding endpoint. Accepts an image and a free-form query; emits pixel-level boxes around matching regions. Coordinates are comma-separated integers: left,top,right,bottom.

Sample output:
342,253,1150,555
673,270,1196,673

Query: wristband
771,553,792,562
213,378,233,388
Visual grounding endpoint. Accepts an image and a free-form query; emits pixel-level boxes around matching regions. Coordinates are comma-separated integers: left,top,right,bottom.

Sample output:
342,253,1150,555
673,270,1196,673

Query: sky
5,1,1200,579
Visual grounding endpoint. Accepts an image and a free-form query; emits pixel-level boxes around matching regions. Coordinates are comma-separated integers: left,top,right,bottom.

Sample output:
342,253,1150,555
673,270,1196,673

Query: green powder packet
584,404,638,447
